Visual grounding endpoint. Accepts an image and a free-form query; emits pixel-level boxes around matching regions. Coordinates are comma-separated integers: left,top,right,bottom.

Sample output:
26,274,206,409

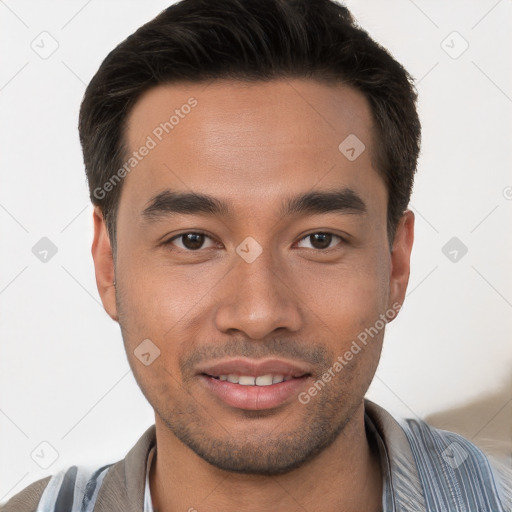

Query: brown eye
167,232,216,251
310,233,332,250
296,232,343,251
181,233,205,250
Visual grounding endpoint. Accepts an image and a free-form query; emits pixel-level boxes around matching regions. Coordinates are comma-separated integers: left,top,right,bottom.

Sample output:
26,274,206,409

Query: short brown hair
79,0,421,252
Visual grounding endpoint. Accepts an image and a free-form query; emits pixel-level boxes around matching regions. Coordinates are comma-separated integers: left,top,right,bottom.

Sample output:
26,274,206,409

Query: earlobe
91,206,118,322
387,210,415,317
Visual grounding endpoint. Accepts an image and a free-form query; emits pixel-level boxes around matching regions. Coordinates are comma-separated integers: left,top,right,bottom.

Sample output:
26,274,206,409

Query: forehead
120,79,384,218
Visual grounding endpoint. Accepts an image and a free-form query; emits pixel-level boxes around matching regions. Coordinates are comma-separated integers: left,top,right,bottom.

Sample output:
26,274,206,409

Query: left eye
296,232,343,251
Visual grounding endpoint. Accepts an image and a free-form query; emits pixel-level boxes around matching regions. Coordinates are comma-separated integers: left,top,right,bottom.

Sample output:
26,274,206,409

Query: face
92,79,413,475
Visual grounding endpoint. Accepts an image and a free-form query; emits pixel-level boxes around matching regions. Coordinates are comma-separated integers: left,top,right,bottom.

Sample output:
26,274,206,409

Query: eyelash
164,231,346,252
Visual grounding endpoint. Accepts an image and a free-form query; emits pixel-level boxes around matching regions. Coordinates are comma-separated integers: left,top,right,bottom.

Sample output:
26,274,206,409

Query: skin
92,79,414,512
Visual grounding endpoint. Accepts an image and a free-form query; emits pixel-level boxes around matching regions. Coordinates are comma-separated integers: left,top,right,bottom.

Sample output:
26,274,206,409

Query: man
2,0,510,511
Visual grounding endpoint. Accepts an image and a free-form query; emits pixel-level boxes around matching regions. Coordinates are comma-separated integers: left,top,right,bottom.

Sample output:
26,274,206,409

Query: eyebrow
140,187,367,222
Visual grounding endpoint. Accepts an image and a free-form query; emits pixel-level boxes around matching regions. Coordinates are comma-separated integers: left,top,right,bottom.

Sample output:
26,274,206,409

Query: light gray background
1,0,511,503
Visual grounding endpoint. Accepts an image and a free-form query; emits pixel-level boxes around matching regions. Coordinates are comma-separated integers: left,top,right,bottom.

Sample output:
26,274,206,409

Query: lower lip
200,375,309,410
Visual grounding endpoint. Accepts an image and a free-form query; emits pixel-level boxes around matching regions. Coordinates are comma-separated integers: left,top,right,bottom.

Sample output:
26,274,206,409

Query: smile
207,374,297,385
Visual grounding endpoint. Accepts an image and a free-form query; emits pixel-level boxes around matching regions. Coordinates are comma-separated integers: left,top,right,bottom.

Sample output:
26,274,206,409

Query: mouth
196,358,312,410
204,373,306,385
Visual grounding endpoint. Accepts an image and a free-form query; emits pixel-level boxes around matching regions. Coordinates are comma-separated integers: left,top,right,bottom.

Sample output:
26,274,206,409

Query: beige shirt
2,400,511,512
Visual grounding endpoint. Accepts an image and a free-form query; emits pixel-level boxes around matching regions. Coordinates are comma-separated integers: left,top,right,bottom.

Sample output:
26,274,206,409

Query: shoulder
0,464,112,512
364,399,512,511
0,426,156,512
401,416,512,511
487,455,512,511
0,476,52,512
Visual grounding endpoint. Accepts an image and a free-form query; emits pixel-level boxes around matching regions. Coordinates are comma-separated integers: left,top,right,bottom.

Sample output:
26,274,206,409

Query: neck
149,401,382,512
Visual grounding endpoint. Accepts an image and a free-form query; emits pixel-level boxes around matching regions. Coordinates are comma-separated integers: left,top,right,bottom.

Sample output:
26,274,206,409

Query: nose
213,248,304,340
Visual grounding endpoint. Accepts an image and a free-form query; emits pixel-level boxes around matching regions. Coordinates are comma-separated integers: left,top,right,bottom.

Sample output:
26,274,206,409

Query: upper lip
196,358,312,378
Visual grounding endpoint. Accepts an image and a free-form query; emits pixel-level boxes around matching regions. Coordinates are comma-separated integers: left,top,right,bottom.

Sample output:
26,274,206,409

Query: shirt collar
142,400,426,512
364,399,426,512
144,446,156,512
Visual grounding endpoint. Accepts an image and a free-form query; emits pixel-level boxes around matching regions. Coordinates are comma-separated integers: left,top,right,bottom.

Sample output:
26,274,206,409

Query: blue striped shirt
30,400,511,511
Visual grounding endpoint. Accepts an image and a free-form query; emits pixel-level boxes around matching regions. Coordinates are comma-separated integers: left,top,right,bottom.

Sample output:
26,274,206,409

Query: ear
387,210,414,318
91,206,118,322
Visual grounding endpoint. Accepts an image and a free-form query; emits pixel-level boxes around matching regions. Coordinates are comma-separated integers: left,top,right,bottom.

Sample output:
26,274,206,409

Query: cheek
114,253,225,353
285,249,391,339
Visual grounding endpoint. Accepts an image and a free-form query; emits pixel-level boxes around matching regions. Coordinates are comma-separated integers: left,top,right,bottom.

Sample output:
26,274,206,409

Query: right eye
164,232,219,251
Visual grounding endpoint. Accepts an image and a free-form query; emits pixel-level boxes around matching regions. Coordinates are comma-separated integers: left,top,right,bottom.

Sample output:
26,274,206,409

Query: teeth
238,376,256,385
255,375,273,386
214,374,294,385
